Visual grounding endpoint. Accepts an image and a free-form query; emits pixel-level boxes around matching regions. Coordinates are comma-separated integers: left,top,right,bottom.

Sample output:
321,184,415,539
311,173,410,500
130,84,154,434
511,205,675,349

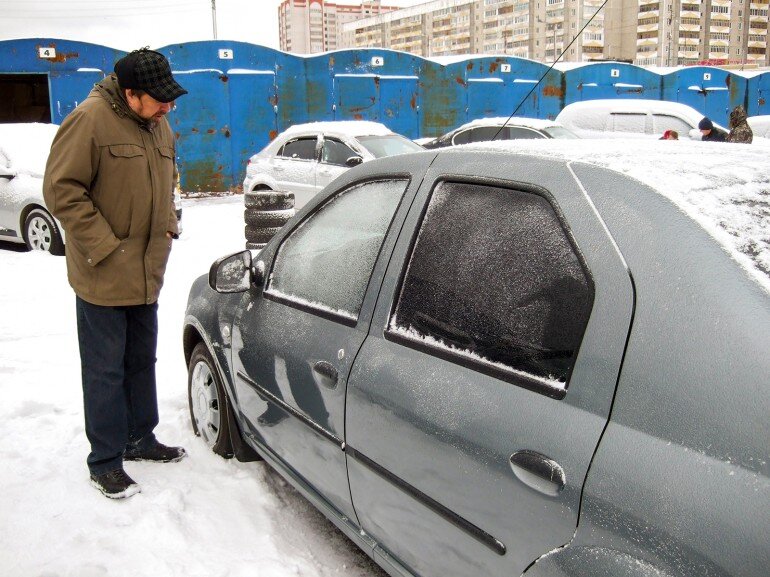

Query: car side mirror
209,250,259,293
345,156,364,167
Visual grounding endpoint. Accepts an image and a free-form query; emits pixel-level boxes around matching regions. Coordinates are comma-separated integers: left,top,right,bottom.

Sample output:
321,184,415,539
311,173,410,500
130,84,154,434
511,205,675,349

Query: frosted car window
322,138,357,166
508,127,545,139
267,179,408,321
280,137,317,160
469,126,502,142
452,129,472,145
611,113,646,133
389,181,594,391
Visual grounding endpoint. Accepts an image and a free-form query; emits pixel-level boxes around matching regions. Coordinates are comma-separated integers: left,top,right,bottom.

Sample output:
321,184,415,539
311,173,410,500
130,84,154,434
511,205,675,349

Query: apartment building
278,0,400,54
335,0,768,66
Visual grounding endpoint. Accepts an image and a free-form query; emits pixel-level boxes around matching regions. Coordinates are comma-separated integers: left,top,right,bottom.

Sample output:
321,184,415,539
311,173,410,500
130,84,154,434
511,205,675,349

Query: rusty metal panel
168,70,231,192
662,67,746,126
746,73,770,117
228,71,277,190
564,63,662,106
334,74,379,121
48,70,105,124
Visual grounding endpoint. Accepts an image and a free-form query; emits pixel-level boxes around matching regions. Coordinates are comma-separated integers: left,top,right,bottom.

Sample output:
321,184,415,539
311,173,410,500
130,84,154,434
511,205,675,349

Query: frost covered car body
184,140,769,577
0,123,65,254
242,120,423,209
421,116,578,149
556,98,728,140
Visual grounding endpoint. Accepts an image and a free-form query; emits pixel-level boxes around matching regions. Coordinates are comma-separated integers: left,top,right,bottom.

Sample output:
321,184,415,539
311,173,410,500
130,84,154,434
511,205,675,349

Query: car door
230,155,429,522
316,136,358,190
345,151,634,577
271,136,319,207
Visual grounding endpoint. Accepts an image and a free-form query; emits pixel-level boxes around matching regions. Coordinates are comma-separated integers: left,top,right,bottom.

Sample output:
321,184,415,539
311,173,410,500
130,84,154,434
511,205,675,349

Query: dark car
183,139,769,577
421,116,578,149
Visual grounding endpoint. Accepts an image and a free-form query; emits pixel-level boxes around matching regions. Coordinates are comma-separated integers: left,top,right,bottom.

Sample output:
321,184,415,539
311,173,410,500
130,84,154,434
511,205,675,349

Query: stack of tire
244,189,295,249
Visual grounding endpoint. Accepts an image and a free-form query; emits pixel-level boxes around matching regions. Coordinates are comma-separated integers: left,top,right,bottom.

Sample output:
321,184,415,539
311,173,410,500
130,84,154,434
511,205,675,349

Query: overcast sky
1,0,428,52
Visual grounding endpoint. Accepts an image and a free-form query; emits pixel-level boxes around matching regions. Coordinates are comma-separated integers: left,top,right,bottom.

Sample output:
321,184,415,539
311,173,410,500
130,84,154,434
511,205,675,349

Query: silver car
0,123,65,255
422,116,578,149
242,120,423,209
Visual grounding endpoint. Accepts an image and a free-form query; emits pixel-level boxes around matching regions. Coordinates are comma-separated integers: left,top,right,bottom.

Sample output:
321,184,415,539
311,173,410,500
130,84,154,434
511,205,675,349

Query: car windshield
356,135,424,158
542,126,579,139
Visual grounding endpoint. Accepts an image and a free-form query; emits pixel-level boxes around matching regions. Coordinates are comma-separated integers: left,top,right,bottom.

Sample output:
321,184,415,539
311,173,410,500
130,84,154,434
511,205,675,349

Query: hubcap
28,216,52,251
190,360,221,447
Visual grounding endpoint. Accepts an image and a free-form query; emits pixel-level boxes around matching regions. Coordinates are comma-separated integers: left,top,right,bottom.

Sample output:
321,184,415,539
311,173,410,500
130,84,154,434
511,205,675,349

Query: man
726,105,753,144
698,117,726,142
43,48,188,499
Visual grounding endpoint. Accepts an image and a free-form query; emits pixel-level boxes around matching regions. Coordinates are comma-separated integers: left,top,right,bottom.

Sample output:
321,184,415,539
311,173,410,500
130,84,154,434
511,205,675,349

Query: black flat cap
114,48,188,103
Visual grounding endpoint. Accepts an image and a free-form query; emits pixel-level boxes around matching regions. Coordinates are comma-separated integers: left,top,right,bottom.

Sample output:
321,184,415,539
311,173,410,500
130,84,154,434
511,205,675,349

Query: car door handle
509,450,565,497
312,361,338,389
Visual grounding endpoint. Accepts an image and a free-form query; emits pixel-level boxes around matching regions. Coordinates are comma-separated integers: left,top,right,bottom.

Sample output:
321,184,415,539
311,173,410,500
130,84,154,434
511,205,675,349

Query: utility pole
211,0,218,40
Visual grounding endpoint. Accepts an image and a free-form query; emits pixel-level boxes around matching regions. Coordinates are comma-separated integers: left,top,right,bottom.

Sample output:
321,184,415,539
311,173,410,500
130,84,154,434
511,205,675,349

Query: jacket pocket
108,144,145,159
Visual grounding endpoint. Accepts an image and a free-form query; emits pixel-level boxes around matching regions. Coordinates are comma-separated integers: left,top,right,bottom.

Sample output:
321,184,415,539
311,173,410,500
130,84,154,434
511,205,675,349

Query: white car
422,116,578,149
747,115,770,139
556,99,728,140
242,121,423,209
0,123,65,255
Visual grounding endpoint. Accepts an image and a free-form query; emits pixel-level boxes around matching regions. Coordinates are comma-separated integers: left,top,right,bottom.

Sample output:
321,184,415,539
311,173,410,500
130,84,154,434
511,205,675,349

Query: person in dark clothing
726,105,753,143
43,49,188,499
699,117,726,142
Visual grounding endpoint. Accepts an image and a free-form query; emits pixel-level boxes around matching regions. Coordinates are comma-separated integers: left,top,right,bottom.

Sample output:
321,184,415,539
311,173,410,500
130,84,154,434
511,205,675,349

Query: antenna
492,0,612,141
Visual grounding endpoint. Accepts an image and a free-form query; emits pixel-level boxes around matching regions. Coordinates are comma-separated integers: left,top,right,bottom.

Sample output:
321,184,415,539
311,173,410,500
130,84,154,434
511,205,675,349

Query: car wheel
244,189,295,210
244,208,294,228
24,208,65,256
188,342,233,458
245,225,283,245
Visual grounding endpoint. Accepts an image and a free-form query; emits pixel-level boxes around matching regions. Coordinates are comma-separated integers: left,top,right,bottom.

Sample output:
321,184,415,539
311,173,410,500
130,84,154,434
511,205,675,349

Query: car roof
279,120,396,139
449,116,565,133
454,138,770,292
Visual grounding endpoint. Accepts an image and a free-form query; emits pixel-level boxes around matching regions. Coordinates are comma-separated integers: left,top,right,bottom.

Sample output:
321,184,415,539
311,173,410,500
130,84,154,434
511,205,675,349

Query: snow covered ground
0,196,385,577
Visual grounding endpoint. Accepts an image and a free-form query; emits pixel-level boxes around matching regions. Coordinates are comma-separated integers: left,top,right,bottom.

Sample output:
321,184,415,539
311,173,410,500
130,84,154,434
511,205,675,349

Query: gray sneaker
90,468,141,499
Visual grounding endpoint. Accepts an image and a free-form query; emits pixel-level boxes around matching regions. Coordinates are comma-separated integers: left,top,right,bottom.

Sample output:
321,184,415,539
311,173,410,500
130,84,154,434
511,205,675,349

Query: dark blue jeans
76,297,160,475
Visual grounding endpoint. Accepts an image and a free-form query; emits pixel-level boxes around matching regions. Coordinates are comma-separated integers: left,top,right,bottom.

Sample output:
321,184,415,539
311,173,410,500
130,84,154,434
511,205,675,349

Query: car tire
188,342,233,458
245,225,283,245
244,189,295,210
24,208,65,256
244,208,294,228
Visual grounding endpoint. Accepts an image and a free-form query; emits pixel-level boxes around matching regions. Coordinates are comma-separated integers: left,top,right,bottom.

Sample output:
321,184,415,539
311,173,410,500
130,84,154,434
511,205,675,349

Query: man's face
700,128,711,136
126,90,173,122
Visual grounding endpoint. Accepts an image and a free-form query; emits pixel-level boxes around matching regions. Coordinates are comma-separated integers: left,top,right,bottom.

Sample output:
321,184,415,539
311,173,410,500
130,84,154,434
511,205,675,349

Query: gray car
184,139,769,577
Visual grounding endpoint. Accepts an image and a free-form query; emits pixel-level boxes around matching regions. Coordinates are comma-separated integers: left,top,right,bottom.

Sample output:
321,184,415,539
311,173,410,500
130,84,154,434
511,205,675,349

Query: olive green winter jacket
43,74,179,306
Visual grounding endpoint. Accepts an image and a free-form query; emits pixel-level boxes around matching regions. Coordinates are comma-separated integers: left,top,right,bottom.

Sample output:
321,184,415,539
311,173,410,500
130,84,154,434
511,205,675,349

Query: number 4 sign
39,47,56,59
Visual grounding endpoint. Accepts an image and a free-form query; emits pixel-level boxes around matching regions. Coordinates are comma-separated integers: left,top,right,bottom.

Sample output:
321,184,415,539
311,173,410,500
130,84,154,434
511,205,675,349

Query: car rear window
388,181,594,392
357,135,423,158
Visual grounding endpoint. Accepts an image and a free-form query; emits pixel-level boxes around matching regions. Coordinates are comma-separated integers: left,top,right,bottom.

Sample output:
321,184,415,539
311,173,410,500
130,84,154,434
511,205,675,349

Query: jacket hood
94,74,153,127
730,105,748,127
